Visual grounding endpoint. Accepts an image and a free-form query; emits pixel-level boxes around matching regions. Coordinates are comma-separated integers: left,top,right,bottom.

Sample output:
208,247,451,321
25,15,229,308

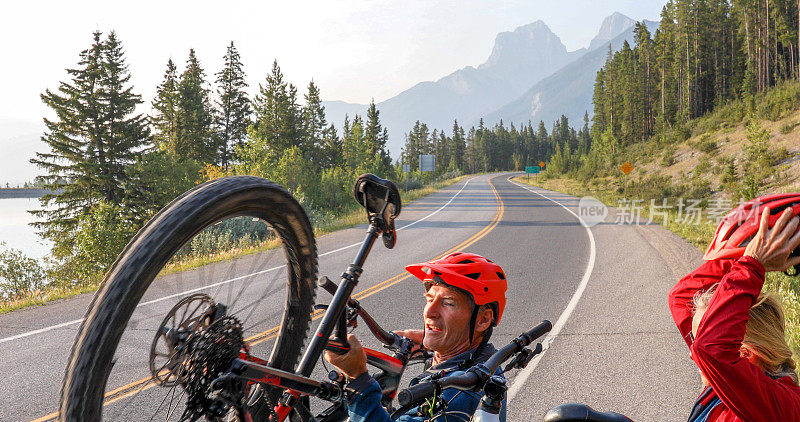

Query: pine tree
152,59,180,155
364,100,392,174
303,81,328,168
578,111,592,155
450,120,466,171
215,41,251,168
343,115,371,172
31,31,150,257
177,49,217,163
322,123,343,169
436,129,449,174
402,121,429,170
249,60,303,156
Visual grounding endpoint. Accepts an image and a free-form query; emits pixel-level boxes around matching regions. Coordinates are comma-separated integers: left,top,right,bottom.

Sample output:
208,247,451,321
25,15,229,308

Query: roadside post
402,164,410,190
525,165,540,181
620,161,633,197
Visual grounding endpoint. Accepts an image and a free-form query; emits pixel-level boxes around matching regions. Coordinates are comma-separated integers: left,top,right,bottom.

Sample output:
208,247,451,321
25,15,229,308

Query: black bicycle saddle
543,403,633,422
352,173,401,221
353,174,401,249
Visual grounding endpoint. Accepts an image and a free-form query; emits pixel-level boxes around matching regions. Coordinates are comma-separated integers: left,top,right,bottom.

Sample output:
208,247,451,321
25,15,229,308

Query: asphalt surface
0,173,703,421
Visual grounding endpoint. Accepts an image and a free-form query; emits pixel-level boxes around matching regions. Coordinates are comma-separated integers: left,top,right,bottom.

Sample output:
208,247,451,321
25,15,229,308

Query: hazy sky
1,0,667,124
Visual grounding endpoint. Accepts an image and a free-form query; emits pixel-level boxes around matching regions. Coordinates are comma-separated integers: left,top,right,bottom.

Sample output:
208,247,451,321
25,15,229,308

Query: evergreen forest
9,0,800,303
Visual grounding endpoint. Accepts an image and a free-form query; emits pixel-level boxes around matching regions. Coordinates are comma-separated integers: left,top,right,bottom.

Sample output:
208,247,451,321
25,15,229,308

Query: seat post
295,220,381,377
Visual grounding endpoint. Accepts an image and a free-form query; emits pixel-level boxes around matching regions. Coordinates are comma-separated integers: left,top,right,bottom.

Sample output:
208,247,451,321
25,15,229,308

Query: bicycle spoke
226,253,273,311
148,381,181,422
164,386,187,422
240,278,285,328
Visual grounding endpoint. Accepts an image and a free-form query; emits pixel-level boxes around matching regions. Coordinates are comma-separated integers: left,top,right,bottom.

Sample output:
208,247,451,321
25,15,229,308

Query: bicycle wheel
59,176,318,421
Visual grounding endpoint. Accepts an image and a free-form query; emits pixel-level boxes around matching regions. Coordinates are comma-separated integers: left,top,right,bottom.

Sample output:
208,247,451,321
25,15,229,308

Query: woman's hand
744,207,800,272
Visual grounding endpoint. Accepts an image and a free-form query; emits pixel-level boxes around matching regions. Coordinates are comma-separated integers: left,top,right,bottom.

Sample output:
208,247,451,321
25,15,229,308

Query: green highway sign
525,166,540,174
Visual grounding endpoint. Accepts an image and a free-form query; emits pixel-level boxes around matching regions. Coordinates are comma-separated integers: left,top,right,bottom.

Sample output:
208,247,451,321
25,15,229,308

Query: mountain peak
483,20,565,69
515,20,548,32
588,12,635,51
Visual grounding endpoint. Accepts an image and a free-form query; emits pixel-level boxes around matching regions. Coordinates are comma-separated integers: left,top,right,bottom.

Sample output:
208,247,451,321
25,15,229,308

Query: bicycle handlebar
484,320,551,372
397,320,552,407
358,303,401,347
398,371,480,406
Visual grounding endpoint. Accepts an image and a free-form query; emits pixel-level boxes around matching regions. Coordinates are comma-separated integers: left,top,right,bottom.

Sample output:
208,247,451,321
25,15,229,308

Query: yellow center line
33,175,504,422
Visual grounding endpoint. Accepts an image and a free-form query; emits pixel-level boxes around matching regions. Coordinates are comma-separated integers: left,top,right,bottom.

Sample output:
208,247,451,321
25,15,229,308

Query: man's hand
323,334,367,379
393,329,424,345
744,207,800,272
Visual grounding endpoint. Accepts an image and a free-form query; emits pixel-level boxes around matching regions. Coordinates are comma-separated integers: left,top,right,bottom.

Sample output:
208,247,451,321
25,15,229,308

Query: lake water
0,197,52,260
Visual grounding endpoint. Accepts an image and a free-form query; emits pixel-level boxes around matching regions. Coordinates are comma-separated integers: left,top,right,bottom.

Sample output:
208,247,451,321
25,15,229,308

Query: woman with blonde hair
669,194,800,421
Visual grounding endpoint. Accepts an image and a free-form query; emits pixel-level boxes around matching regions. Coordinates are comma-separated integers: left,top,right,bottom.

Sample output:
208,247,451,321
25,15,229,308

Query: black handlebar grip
523,320,552,344
398,382,437,407
324,338,351,355
317,276,339,295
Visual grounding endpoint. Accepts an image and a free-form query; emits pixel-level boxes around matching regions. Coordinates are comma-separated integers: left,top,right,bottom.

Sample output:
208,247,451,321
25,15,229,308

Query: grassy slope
0,174,468,314
630,81,800,194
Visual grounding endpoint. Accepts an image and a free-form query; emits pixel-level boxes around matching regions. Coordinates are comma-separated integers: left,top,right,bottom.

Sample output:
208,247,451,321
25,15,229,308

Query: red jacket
669,256,800,421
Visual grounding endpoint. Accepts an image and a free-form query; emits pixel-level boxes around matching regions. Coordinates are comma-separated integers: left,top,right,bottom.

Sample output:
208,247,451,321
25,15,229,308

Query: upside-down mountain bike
58,174,631,422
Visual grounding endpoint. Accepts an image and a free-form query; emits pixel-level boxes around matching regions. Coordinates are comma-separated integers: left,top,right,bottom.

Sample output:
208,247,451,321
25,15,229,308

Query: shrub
629,174,674,201
576,152,604,182
402,178,423,191
771,146,791,165
686,178,712,201
673,124,691,143
738,120,781,200
173,216,273,262
780,121,798,135
695,135,717,154
661,145,677,167
756,81,800,121
52,201,138,286
0,244,46,299
695,156,711,175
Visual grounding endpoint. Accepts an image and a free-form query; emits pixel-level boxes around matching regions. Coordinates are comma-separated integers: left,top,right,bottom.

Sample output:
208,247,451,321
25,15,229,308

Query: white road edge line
506,175,597,402
0,176,476,345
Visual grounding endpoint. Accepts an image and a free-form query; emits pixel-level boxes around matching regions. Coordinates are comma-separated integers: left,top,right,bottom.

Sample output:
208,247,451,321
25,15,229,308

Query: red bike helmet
405,252,507,325
704,193,800,261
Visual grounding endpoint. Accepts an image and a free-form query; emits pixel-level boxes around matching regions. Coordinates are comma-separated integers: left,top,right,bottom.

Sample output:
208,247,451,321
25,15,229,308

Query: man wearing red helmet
325,252,508,422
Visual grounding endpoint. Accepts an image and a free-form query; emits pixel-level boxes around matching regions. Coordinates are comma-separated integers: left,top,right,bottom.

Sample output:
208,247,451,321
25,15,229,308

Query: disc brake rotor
149,293,216,386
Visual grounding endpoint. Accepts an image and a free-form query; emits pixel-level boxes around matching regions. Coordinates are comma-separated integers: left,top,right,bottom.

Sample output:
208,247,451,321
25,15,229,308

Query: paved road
0,173,703,421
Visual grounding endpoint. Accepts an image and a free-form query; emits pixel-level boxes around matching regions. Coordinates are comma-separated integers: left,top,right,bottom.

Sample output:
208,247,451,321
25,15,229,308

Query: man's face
422,284,474,354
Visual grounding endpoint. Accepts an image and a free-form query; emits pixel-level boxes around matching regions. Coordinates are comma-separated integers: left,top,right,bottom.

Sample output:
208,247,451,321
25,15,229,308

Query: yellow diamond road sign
539,161,545,168
620,162,633,175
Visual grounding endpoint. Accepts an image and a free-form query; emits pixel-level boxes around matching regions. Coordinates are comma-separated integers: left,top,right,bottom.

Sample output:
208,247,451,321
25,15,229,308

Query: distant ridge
481,19,659,130
324,18,602,156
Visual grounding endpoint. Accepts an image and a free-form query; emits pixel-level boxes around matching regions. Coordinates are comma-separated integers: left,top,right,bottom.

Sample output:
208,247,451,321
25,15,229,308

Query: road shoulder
506,183,701,421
